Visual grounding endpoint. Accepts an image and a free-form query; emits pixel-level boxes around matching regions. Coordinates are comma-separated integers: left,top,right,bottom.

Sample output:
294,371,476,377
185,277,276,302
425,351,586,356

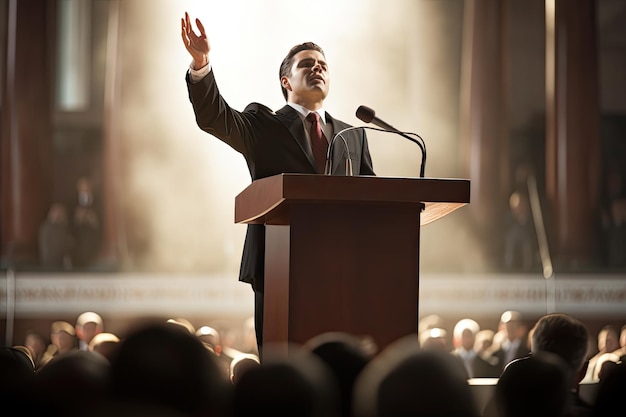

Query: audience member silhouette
304,332,375,417
530,313,593,417
450,318,481,379
68,176,103,268
34,350,111,417
196,324,241,378
591,361,626,417
75,311,105,351
610,324,626,361
38,202,74,269
502,189,537,271
584,324,620,383
107,322,231,417
0,346,36,412
483,351,572,417
166,317,196,334
23,329,48,370
492,310,530,373
39,320,79,368
72,205,101,268
473,329,502,377
88,332,121,363
419,327,449,351
353,334,479,417
229,353,261,384
232,343,341,417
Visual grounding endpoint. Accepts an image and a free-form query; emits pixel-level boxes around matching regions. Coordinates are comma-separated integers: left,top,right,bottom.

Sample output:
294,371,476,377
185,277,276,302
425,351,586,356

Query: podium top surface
235,173,470,226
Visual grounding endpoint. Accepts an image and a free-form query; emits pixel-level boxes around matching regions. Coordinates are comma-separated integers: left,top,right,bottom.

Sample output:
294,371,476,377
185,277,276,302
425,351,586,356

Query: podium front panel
263,202,422,352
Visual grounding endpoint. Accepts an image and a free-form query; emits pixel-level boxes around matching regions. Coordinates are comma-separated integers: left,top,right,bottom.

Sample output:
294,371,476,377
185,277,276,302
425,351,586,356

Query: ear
280,76,291,91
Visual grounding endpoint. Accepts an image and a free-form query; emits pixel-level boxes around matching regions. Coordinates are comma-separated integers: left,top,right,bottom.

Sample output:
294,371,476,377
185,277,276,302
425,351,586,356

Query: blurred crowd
2,309,625,417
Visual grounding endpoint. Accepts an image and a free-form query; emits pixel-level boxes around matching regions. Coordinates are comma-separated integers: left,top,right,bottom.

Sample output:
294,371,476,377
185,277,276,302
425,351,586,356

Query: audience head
35,350,111,417
489,352,572,417
419,327,449,351
229,353,260,384
418,314,445,335
500,310,525,342
196,325,222,353
108,322,230,417
166,317,196,334
304,332,375,417
75,311,104,347
232,343,341,417
596,325,620,353
353,334,478,417
0,345,35,387
51,320,78,352
24,329,48,366
88,332,120,362
453,319,480,351
0,346,36,411
530,313,590,380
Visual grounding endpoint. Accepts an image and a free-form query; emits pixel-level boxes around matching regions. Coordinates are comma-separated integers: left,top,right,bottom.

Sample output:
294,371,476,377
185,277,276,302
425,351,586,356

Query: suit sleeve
185,70,254,156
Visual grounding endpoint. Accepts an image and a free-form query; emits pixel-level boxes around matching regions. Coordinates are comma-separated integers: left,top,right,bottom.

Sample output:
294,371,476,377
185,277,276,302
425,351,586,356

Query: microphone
356,105,427,177
325,126,359,176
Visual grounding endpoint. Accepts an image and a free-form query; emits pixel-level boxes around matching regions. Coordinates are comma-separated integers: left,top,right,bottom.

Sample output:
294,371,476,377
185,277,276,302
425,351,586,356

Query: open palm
181,12,210,68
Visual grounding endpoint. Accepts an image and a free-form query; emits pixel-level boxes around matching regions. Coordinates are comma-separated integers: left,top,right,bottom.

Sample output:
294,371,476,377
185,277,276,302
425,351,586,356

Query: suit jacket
186,70,376,292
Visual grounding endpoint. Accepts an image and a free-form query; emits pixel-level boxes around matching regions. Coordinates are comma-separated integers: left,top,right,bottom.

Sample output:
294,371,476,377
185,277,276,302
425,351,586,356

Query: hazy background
113,0,477,274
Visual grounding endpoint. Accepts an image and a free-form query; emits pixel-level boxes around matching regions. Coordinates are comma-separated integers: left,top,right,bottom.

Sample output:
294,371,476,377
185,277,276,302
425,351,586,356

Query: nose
312,62,322,72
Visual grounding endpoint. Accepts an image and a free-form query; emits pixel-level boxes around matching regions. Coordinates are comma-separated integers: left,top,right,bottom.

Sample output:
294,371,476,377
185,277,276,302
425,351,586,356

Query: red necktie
307,112,328,173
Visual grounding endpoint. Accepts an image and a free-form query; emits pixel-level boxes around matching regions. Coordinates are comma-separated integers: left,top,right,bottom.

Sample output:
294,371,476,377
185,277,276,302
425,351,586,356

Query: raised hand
181,12,210,70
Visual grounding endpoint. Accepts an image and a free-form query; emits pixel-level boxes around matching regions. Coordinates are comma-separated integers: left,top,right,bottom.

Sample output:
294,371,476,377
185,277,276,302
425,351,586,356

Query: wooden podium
235,173,470,354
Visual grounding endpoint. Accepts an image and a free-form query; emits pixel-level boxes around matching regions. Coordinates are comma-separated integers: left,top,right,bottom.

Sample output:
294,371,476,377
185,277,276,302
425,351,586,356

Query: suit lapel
275,105,318,171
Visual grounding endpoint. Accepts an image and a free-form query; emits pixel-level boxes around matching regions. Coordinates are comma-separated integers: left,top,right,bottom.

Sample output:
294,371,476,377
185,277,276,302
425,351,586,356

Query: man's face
281,49,330,103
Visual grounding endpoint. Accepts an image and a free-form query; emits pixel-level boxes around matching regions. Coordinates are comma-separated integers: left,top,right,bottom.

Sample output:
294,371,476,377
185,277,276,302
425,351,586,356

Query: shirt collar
287,102,327,124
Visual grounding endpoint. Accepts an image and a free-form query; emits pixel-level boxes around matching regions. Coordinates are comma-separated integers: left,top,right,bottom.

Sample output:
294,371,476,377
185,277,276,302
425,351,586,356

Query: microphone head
356,105,376,123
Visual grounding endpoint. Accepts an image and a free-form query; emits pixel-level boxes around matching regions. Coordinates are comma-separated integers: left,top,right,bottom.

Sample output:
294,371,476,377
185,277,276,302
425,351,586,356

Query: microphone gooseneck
356,105,427,177
325,126,359,176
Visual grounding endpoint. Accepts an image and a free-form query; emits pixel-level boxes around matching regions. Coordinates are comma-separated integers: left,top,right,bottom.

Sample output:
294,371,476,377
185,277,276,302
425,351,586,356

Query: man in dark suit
181,12,375,358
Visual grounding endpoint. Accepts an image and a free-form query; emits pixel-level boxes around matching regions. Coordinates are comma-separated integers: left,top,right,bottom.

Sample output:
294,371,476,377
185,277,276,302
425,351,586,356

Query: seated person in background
304,331,376,417
530,313,593,417
352,334,479,417
75,311,105,351
34,350,111,417
196,324,241,379
229,353,260,385
39,320,79,368
450,318,481,379
419,327,449,351
107,322,231,417
492,310,530,373
610,324,626,362
584,324,620,383
483,352,572,417
38,203,74,269
473,329,502,377
23,329,48,371
88,332,120,363
592,360,626,417
232,343,341,417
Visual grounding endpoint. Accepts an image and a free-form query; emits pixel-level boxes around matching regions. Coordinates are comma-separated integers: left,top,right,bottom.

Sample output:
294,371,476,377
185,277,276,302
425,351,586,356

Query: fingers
196,18,206,37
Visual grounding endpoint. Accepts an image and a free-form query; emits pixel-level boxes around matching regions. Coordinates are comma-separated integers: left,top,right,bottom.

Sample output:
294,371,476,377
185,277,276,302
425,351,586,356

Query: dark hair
531,313,590,372
279,42,325,101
